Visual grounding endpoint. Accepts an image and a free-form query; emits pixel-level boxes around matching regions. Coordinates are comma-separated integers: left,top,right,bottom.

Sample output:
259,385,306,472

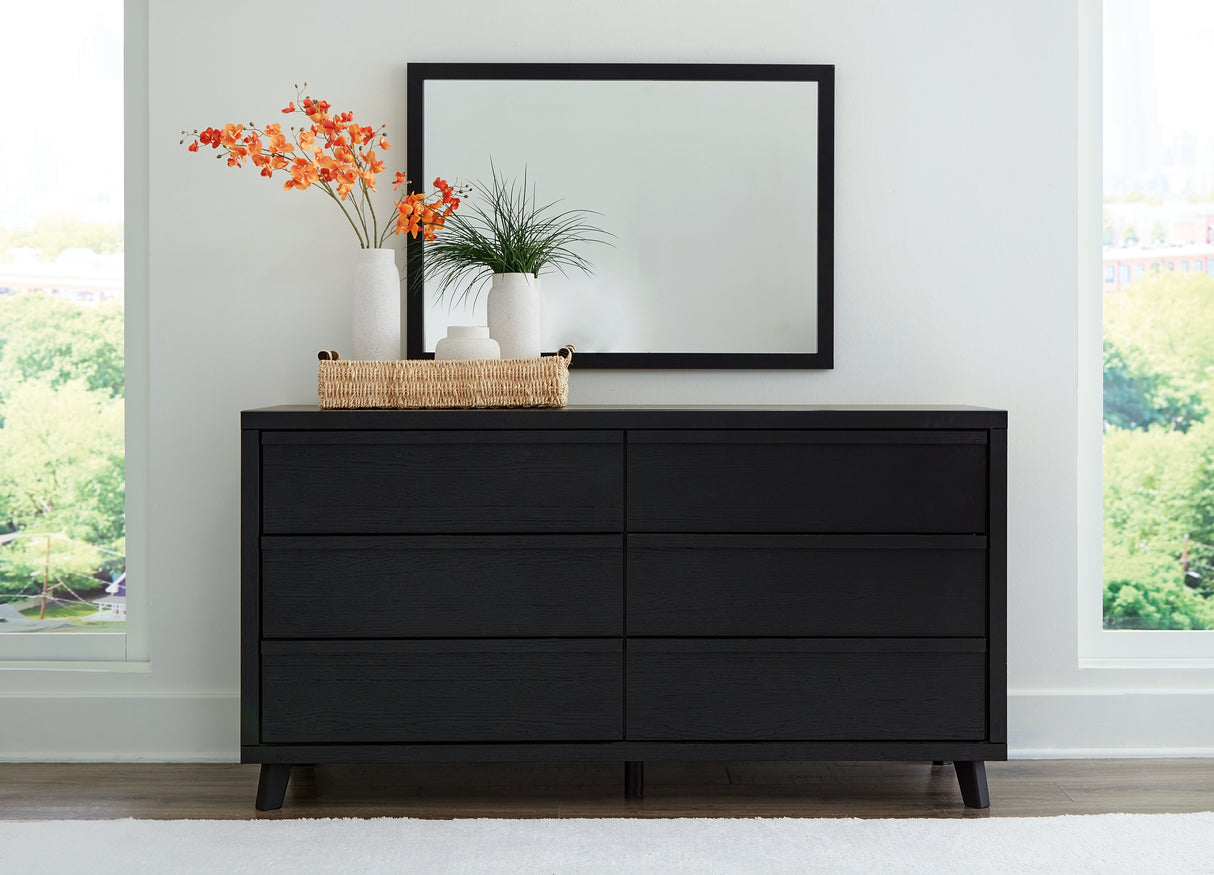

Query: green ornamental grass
415,166,611,308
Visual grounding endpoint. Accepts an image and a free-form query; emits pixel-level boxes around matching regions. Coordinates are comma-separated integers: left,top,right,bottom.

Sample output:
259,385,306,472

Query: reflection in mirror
407,65,833,369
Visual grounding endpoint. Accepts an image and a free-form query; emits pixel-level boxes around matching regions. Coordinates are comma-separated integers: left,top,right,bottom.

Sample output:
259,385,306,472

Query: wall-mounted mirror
406,63,834,369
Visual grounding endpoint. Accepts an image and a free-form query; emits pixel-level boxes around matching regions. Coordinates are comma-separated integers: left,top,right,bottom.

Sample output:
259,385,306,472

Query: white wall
2,0,1210,761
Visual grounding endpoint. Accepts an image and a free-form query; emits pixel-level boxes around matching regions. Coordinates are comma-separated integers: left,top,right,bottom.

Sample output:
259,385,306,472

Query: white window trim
0,0,149,665
1079,0,1214,665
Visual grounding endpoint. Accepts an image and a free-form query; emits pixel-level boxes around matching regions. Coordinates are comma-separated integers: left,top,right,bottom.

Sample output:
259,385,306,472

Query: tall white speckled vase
351,248,401,361
487,272,542,359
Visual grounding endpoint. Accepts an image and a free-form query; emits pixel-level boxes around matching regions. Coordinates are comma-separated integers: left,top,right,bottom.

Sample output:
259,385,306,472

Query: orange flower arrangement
181,85,464,248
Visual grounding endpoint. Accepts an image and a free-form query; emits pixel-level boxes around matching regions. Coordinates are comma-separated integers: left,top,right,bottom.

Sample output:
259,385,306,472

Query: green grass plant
415,166,610,308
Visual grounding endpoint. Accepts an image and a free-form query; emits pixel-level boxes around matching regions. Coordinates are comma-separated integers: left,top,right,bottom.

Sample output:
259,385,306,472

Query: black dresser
241,405,1007,810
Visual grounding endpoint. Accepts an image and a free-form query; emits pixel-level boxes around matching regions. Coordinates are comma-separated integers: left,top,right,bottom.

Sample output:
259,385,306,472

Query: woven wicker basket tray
317,346,573,409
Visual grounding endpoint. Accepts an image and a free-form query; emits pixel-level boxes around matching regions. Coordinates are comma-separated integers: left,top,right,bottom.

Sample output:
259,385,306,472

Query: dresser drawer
261,535,623,638
626,640,986,741
261,430,623,534
627,430,987,533
260,640,622,743
628,534,987,637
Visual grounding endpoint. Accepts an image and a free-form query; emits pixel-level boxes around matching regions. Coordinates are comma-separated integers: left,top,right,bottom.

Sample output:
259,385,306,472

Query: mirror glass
408,65,833,368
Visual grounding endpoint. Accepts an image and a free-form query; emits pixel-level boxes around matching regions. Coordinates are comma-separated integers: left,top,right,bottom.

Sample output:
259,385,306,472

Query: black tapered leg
255,763,292,810
953,760,989,809
625,761,644,799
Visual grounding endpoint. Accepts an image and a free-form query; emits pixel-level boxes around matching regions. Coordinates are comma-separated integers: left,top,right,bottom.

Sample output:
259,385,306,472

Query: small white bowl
434,326,502,361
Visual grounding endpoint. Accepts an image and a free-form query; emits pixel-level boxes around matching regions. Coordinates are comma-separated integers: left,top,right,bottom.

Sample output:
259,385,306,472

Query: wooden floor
1,759,1212,820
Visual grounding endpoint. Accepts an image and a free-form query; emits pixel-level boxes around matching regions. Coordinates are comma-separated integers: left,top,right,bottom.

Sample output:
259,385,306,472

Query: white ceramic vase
352,248,400,361
486,272,541,359
434,326,502,361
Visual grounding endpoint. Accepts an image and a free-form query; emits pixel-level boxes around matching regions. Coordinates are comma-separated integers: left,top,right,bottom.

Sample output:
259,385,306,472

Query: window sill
0,659,150,673
1079,657,1214,671
0,632,129,664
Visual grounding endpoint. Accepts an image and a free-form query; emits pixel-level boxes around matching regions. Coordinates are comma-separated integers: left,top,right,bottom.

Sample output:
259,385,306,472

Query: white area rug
3,813,1213,874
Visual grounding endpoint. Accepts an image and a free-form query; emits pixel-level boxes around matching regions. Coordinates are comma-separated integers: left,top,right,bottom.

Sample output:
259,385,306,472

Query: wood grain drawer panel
261,431,623,534
261,640,622,743
627,535,987,637
626,639,986,742
262,535,623,638
627,430,987,533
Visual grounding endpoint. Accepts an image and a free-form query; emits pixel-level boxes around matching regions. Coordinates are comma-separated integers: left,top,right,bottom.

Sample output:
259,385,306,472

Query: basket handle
318,350,342,361
558,345,574,363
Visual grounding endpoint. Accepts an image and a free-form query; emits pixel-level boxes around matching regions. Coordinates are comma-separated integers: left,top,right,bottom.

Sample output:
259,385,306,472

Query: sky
0,0,123,228
1142,0,1214,142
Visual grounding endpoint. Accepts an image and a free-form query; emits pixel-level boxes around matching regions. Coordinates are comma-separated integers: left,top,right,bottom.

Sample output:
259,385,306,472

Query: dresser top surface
242,405,1007,430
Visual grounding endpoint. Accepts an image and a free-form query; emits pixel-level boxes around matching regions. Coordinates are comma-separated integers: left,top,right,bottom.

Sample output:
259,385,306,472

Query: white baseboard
2,689,1213,762
1011,747,1214,759
1008,688,1214,758
0,692,238,762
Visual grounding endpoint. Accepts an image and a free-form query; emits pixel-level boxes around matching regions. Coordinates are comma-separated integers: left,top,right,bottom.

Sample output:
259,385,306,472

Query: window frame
0,0,148,665
1081,0,1214,666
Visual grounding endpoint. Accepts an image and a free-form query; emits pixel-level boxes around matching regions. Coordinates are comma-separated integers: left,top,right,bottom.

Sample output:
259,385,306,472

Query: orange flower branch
181,85,464,249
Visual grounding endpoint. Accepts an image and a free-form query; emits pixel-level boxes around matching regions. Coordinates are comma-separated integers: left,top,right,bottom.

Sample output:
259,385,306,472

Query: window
1136,262,1146,275
1120,264,1132,283
0,0,143,662
1106,263,1117,283
1100,0,1214,653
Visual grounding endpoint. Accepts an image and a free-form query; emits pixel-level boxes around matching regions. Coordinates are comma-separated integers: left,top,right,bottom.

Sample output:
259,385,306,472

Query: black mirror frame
406,62,834,369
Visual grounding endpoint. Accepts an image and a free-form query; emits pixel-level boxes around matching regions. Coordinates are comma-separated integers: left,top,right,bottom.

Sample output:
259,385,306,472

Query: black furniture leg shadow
625,761,644,799
255,764,292,811
953,760,989,809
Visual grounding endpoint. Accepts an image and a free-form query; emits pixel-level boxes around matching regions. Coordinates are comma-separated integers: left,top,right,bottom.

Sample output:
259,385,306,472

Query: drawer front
626,640,986,741
261,535,623,638
628,535,987,637
627,430,987,533
261,430,623,534
260,640,622,743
